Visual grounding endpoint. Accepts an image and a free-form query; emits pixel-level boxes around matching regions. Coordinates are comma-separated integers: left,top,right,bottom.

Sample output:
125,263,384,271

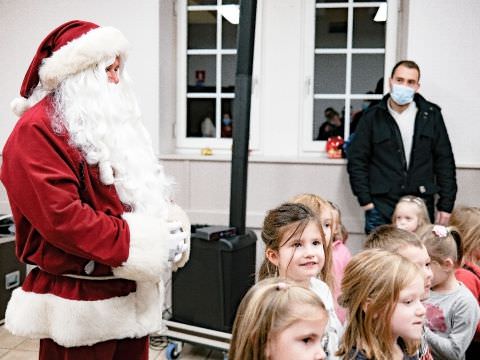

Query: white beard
52,63,172,217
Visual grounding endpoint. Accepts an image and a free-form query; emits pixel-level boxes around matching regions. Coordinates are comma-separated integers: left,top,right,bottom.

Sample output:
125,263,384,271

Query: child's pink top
332,239,352,323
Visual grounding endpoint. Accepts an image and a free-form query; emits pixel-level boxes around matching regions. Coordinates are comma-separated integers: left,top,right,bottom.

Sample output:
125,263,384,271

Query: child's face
266,306,328,360
390,275,426,342
394,203,420,233
396,245,433,299
430,260,450,290
319,209,334,244
267,221,325,285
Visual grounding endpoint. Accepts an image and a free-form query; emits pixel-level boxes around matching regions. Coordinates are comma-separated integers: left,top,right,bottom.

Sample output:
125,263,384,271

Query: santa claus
1,20,190,359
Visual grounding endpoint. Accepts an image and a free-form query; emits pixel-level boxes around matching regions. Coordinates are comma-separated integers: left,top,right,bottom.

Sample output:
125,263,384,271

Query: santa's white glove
167,203,191,270
168,221,189,263
113,206,191,282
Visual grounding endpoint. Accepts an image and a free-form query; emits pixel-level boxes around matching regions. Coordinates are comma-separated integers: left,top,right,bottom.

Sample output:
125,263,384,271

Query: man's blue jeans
364,207,390,234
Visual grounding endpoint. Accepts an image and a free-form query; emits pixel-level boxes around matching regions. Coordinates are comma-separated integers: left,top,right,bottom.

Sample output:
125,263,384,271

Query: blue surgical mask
222,117,232,126
390,84,415,105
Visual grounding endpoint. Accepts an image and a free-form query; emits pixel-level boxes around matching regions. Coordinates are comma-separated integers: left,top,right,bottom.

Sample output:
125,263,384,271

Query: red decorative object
326,136,344,159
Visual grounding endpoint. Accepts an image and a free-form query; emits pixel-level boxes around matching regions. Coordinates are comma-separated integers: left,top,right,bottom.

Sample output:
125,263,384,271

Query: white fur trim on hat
112,212,172,282
5,282,163,347
39,26,129,91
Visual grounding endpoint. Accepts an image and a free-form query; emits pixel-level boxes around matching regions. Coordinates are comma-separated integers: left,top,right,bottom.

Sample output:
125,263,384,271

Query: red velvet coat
1,96,174,347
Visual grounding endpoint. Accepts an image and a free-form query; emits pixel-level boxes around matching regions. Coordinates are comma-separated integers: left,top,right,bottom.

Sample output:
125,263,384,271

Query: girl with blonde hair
230,278,329,360
338,249,426,360
450,206,480,270
420,225,480,360
259,202,341,359
392,196,431,234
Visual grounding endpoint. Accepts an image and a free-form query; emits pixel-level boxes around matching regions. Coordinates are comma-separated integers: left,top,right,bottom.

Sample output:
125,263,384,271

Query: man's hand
435,211,451,225
361,203,375,211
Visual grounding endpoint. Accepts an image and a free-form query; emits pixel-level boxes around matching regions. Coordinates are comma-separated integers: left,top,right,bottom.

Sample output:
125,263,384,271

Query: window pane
316,0,347,3
187,55,216,92
353,0,386,2
188,11,217,49
187,98,216,138
222,18,238,49
351,54,384,94
313,99,346,141
314,54,346,94
221,99,234,138
188,0,217,5
353,7,386,48
349,98,382,134
221,55,236,92
222,0,239,4
315,8,348,48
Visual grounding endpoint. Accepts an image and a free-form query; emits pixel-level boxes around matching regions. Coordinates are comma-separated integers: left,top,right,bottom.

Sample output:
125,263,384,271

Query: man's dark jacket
347,93,457,220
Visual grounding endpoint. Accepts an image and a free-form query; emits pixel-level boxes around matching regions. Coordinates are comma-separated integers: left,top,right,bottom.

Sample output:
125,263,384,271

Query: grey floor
0,326,225,359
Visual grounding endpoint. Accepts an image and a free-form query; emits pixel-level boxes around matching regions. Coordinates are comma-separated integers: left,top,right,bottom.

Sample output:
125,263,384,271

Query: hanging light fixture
374,3,387,22
221,4,240,25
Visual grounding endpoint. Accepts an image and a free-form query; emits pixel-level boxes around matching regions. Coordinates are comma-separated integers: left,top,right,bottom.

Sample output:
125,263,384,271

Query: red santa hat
11,20,130,116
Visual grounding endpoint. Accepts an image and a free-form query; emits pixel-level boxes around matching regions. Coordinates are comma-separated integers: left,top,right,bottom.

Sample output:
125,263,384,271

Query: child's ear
443,258,455,269
265,337,272,359
361,298,371,313
362,298,378,318
265,248,279,267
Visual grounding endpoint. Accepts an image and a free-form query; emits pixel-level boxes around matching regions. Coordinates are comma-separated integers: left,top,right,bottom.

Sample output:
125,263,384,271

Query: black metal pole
229,0,257,235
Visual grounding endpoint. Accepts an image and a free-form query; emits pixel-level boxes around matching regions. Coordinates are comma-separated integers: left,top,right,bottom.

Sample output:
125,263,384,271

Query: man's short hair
391,60,421,81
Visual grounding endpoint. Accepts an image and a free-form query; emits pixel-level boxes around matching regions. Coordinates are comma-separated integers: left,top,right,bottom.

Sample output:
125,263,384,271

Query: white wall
1,0,479,228
257,0,305,156
0,0,161,152
162,157,480,256
3,0,479,164
399,0,480,165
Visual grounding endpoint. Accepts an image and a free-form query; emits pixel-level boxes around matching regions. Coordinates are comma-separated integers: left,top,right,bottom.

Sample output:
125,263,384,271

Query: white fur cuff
113,213,171,282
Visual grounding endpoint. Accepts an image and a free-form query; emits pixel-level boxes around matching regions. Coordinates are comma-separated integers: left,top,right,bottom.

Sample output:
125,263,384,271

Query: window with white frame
303,0,397,152
176,0,241,150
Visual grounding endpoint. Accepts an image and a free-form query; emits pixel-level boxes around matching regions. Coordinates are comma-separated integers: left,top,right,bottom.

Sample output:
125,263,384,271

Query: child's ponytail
422,225,463,266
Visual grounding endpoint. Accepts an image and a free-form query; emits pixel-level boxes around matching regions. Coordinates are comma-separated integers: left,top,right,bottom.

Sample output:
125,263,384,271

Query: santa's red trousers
39,336,149,360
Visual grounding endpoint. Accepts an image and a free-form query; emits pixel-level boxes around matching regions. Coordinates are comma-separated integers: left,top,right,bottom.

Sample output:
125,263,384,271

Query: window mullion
344,0,354,139
216,1,222,139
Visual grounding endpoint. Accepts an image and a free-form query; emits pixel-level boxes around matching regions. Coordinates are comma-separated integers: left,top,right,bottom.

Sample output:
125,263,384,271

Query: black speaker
1,236,26,324
172,229,256,332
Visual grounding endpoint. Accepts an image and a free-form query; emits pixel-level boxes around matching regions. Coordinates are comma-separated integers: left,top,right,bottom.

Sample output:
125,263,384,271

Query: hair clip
412,197,425,206
276,282,289,290
404,196,424,206
432,225,448,237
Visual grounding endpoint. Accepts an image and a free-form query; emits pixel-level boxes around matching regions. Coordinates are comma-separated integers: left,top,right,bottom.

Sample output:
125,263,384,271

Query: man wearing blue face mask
347,60,457,234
